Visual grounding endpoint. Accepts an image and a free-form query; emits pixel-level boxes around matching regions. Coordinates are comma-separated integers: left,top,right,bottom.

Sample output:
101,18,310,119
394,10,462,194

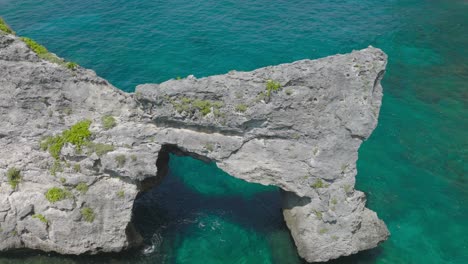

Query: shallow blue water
1,0,467,263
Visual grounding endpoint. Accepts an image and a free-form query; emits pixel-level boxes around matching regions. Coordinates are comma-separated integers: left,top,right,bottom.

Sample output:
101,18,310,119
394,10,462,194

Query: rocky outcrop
0,26,388,262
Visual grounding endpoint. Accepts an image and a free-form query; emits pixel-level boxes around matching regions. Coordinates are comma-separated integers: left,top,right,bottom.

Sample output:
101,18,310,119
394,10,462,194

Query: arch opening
130,145,304,263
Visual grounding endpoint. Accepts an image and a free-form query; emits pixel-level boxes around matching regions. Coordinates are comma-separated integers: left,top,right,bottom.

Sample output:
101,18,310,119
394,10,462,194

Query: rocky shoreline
0,22,389,262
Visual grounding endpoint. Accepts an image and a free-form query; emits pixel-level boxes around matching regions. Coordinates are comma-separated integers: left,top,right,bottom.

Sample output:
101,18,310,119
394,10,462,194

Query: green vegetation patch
310,179,328,189
235,104,248,113
21,37,48,55
32,214,48,224
45,187,72,203
75,182,88,194
212,101,224,109
40,136,64,159
170,97,224,116
63,120,92,148
265,79,282,98
1,18,76,69
313,210,323,220
85,142,115,156
101,115,117,130
115,155,126,167
171,97,192,113
0,17,15,34
117,190,125,198
73,164,81,173
331,198,338,205
213,108,224,118
204,143,214,152
81,207,95,222
40,120,92,159
318,228,328,234
6,167,21,189
343,184,352,194
66,62,78,70
20,37,63,64
192,99,213,115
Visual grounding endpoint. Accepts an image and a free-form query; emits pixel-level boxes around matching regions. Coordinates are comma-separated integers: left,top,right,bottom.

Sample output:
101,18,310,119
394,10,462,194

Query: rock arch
0,30,388,263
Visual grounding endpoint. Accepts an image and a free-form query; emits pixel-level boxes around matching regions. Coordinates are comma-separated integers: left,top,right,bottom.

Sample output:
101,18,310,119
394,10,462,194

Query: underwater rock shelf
0,25,388,262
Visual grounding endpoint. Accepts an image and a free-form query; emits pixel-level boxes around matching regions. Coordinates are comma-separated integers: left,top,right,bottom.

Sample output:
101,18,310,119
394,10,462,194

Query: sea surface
1,0,467,263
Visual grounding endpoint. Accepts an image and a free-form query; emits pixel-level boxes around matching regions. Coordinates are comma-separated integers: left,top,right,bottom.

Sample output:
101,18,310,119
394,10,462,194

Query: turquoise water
1,0,467,263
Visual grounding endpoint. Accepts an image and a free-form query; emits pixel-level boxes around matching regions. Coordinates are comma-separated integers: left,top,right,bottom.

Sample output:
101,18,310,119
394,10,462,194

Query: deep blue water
1,0,467,263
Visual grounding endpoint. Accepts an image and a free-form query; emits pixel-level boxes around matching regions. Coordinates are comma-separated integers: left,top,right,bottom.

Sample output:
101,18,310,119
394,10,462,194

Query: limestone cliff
0,25,389,262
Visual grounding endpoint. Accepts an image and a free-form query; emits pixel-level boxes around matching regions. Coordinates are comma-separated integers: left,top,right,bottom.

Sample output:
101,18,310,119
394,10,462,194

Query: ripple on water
176,215,273,264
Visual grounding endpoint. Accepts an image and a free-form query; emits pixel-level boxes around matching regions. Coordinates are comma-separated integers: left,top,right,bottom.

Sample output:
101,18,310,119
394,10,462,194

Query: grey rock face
0,29,388,262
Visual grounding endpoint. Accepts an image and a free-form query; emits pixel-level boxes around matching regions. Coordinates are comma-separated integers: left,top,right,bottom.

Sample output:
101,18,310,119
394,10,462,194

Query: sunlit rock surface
0,28,388,262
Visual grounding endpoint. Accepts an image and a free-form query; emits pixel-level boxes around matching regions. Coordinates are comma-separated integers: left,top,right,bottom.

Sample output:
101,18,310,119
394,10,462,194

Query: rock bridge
0,29,388,262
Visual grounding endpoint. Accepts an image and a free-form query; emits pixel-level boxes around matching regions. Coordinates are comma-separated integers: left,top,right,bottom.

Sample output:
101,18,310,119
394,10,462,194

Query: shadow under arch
131,144,306,263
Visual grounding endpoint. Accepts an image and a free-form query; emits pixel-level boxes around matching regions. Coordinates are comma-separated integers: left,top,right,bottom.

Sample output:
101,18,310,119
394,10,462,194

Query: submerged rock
0,26,388,262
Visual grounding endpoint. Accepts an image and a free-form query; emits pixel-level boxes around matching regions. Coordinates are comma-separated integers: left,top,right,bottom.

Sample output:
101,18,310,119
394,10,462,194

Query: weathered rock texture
0,27,389,262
